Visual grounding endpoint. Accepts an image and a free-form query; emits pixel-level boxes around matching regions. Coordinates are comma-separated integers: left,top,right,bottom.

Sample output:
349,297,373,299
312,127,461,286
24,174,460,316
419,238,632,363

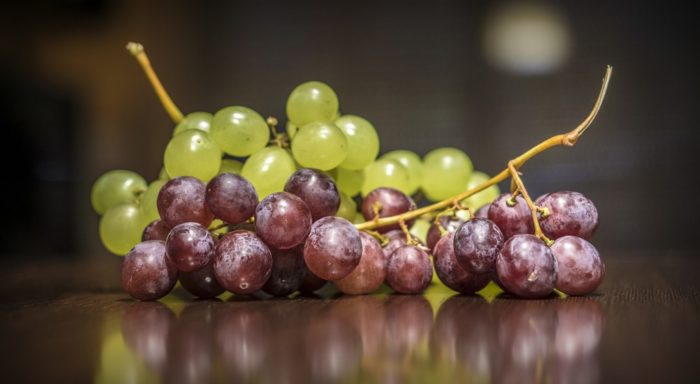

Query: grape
284,168,340,221
336,192,358,221
99,202,144,255
335,167,364,196
488,193,534,239
255,192,312,250
142,219,171,241
361,158,411,196
303,216,362,281
361,187,416,233
213,230,273,294
426,215,465,251
210,106,270,157
461,171,500,210
157,176,214,227
262,247,306,297
537,191,598,240
219,159,243,175
291,122,348,170
164,130,222,182
299,264,327,294
286,81,339,126
139,179,167,225
241,146,297,199
158,167,170,180
286,121,299,139
421,147,473,201
433,232,490,294
382,229,422,261
474,204,490,219
335,232,386,294
179,261,225,299
453,218,504,275
381,150,423,195
122,240,177,301
550,236,604,295
173,112,212,136
165,222,216,272
334,115,379,170
496,234,557,298
205,173,258,225
91,170,146,214
385,245,432,294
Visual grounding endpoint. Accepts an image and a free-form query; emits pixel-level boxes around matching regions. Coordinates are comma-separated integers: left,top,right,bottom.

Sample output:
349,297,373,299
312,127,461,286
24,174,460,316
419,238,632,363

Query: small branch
507,161,552,245
126,42,184,123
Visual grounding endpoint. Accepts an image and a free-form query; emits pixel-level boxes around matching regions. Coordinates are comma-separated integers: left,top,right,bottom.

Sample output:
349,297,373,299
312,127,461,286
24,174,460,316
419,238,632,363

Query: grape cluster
92,81,604,301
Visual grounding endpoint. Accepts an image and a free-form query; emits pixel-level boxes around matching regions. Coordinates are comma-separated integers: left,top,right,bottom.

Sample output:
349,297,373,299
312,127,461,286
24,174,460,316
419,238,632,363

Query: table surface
0,253,698,384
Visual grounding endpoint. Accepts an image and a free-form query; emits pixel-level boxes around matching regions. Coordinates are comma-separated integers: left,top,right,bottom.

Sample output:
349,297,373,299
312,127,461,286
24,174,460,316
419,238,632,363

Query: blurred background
0,0,696,259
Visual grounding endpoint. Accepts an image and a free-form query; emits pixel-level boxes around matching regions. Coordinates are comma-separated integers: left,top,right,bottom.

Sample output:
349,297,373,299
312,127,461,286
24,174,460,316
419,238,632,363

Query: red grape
453,218,504,275
433,232,490,294
213,230,273,294
488,193,534,239
361,187,416,233
426,215,464,252
166,222,216,272
550,236,604,295
537,191,598,240
255,192,312,250
474,204,489,219
179,261,225,298
206,173,258,224
335,232,386,294
262,247,307,297
157,176,214,227
284,168,340,221
122,240,178,301
142,219,171,241
303,216,362,281
496,234,557,298
386,245,432,294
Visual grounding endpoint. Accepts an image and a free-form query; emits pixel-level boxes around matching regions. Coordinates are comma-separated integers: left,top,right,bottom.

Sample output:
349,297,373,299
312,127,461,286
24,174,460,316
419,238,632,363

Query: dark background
0,0,697,259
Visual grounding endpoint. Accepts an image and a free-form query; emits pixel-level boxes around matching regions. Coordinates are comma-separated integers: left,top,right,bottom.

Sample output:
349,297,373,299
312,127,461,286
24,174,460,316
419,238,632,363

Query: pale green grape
410,218,431,245
381,150,423,195
286,81,339,126
335,167,364,196
164,130,222,182
158,167,170,180
99,203,144,256
139,179,166,224
173,112,213,136
361,158,411,196
335,115,380,170
211,106,270,156
352,214,365,225
421,147,473,201
286,121,299,139
91,170,147,215
241,146,296,199
462,171,501,210
219,159,243,174
336,192,357,221
291,122,348,170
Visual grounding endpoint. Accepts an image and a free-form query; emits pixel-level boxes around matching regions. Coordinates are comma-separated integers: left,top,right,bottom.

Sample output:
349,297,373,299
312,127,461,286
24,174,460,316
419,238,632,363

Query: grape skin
163,130,221,182
334,115,380,170
173,112,212,136
99,202,144,256
361,187,416,233
433,232,490,294
286,81,339,126
91,170,146,215
206,173,258,225
426,215,465,252
210,106,270,157
157,176,214,228
550,236,604,295
361,158,412,196
291,122,348,171
213,230,273,294
474,205,490,219
303,216,362,281
241,146,297,199
381,150,423,195
537,191,598,240
122,240,178,301
488,193,534,239
165,222,216,272
421,147,473,201
335,232,386,295
142,219,171,242
262,247,307,297
284,168,340,221
386,245,433,294
255,192,312,250
453,218,504,275
496,234,557,298
179,261,224,299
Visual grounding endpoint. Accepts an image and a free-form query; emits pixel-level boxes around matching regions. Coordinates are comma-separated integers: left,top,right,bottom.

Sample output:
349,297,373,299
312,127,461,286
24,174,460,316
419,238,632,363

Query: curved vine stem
355,65,613,231
126,42,184,124
507,161,552,245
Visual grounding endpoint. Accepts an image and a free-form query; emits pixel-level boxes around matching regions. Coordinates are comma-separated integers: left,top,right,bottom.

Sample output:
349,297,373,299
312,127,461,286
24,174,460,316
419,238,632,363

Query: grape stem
126,42,184,123
507,160,552,245
355,65,613,231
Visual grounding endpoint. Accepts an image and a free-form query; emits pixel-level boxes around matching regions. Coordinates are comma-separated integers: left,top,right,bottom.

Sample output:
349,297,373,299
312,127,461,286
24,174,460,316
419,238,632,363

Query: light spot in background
483,1,572,75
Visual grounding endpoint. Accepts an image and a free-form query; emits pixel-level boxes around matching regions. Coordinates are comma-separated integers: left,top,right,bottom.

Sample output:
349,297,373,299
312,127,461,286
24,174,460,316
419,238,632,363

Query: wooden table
1,253,698,383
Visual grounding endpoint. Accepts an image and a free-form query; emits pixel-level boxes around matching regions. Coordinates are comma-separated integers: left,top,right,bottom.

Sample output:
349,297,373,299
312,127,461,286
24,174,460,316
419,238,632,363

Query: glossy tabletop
0,253,698,383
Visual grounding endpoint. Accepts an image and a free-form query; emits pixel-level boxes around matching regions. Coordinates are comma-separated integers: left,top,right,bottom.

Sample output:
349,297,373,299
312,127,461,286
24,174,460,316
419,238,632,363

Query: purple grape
335,232,387,294
255,192,312,250
386,245,432,294
157,176,214,227
179,261,225,298
550,236,604,295
166,222,216,272
213,230,273,294
453,218,504,275
474,205,489,219
361,187,416,233
496,234,557,298
142,219,171,241
284,168,340,221
537,191,598,240
382,229,422,261
303,216,362,281
122,240,178,301
433,232,490,294
488,193,534,239
205,173,258,225
262,247,307,297
299,265,327,294
426,215,465,252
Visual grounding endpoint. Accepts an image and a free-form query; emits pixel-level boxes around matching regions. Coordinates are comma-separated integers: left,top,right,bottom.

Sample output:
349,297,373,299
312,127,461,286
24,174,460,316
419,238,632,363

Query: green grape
91,170,147,215
335,167,364,196
173,112,213,136
219,159,243,174
410,218,431,245
99,203,144,256
336,192,357,221
421,147,473,201
335,115,380,170
164,130,222,182
241,146,296,199
291,122,348,170
361,158,411,196
158,167,170,180
139,179,166,224
210,106,270,156
286,81,339,126
286,121,299,139
381,150,423,195
352,214,366,225
461,171,501,210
